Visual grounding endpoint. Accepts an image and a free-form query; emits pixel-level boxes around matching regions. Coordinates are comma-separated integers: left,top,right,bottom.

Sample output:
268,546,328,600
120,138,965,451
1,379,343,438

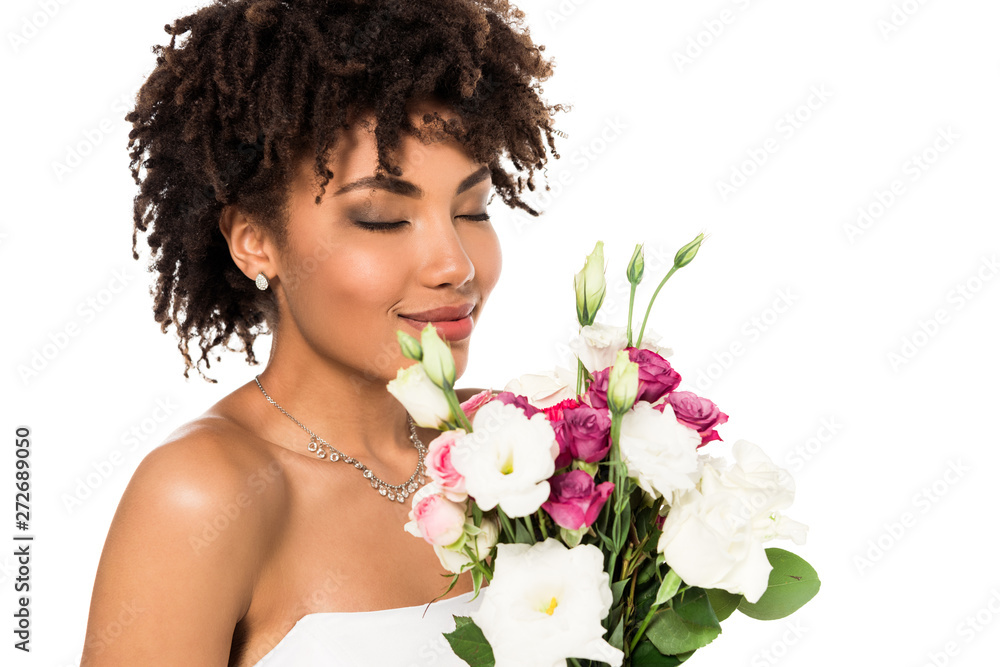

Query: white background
2,0,999,665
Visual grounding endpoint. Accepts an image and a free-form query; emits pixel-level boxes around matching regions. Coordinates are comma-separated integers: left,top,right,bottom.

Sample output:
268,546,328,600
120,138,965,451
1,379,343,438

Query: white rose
657,440,808,603
618,401,702,500
471,539,624,667
450,401,558,518
568,323,673,374
502,365,577,409
386,363,452,428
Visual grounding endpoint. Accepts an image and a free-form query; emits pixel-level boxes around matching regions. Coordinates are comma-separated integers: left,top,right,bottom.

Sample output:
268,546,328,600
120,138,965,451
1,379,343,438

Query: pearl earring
255,272,269,291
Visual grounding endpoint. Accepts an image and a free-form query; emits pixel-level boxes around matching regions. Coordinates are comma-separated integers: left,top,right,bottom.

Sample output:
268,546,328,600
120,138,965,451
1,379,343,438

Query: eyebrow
333,165,491,198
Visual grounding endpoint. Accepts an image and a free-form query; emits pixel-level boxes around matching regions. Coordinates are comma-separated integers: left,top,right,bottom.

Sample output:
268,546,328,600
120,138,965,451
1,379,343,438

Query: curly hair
126,0,568,382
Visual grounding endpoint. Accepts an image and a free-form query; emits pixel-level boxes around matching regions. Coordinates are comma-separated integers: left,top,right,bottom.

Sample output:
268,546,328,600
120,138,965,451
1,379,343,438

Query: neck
248,329,417,466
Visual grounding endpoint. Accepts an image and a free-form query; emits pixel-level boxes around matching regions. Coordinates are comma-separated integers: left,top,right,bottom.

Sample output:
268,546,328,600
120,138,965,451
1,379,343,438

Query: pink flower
626,347,682,403
409,490,468,547
554,405,612,464
426,430,469,502
460,389,496,422
542,397,581,422
541,470,614,531
656,391,729,447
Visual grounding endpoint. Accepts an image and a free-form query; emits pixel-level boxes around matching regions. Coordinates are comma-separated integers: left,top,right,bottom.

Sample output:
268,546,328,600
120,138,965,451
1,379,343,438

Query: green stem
537,511,549,539
576,356,586,398
496,507,517,543
626,282,637,347
629,605,659,653
524,512,535,540
445,388,474,432
635,265,677,349
605,412,624,580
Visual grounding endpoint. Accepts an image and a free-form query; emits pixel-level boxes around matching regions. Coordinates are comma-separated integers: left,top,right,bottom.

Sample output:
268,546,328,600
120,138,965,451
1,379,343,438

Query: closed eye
353,213,491,232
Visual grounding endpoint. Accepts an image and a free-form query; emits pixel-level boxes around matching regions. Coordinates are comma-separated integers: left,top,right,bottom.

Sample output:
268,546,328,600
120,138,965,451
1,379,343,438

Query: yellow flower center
541,596,559,615
498,450,514,475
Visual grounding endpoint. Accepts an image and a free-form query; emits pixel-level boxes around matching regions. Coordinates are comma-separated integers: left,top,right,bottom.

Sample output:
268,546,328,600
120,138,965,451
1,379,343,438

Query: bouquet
386,234,820,666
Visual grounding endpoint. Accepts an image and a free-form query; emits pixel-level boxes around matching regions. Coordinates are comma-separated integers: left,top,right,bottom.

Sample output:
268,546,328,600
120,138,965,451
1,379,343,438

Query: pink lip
398,314,474,342
398,303,475,322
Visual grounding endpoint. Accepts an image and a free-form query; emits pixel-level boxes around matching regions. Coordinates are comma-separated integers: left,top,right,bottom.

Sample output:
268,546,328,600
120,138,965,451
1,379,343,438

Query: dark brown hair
126,0,568,382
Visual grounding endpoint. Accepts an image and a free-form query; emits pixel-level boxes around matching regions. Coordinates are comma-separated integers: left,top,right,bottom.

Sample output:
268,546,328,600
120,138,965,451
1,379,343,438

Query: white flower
568,324,673,374
638,326,674,359
471,539,624,667
434,514,500,574
386,363,452,428
657,440,808,603
502,366,577,409
569,323,627,374
618,401,701,500
450,401,558,518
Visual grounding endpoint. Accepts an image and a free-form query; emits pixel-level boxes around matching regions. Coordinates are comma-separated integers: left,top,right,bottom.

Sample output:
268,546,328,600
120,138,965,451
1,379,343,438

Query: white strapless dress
250,589,484,666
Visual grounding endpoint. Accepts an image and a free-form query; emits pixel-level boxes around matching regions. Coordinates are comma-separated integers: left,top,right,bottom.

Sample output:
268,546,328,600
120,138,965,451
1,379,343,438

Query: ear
218,205,278,284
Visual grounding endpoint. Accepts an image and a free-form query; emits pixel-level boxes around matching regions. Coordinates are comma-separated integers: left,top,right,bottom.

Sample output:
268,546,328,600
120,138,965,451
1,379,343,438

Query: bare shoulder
81,417,286,666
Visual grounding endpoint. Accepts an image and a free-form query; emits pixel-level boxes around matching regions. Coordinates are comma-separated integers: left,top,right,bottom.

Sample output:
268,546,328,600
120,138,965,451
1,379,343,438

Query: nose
418,215,476,288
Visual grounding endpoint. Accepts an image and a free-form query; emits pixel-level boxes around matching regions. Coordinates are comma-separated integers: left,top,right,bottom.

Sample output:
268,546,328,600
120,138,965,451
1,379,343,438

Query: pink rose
541,470,614,531
627,347,681,403
409,491,468,547
426,430,469,502
460,389,496,422
554,405,612,464
656,391,729,447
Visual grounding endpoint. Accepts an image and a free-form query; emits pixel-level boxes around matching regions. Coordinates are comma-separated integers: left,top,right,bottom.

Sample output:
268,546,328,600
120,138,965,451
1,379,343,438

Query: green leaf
444,616,496,667
645,589,721,654
608,612,625,651
514,519,533,544
737,548,821,621
611,578,629,608
631,640,695,665
706,588,742,622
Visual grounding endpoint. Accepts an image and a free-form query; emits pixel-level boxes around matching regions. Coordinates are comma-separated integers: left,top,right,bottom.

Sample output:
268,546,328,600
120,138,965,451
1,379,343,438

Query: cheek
468,225,502,295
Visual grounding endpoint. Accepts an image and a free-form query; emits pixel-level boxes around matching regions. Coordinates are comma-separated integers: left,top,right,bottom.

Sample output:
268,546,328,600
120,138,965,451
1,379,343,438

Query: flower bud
606,350,639,415
673,233,705,269
559,525,588,548
574,241,606,327
396,330,423,361
627,243,644,285
420,323,456,389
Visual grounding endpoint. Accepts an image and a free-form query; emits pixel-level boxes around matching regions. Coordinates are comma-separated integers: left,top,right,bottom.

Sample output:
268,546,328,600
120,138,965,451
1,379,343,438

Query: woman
81,0,566,664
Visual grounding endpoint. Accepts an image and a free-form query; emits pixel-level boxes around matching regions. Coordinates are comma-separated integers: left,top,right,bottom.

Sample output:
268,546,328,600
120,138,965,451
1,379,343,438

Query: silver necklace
254,374,427,503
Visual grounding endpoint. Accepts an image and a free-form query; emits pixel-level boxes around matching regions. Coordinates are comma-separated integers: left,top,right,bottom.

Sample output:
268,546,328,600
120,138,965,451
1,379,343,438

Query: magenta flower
626,347,682,403
555,405,612,464
494,391,542,417
656,390,729,447
585,367,611,410
541,469,614,531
